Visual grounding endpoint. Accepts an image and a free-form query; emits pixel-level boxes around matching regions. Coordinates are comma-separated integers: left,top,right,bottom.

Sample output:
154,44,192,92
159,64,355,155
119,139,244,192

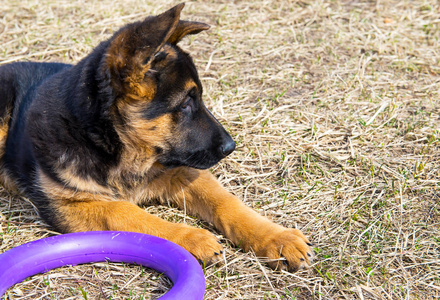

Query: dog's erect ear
168,20,210,45
106,3,185,95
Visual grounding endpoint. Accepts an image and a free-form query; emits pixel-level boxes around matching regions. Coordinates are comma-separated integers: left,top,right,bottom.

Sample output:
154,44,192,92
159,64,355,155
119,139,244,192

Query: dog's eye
180,96,193,113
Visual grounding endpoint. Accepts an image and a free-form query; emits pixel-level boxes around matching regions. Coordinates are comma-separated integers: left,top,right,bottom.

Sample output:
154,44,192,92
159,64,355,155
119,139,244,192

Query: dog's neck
107,151,167,194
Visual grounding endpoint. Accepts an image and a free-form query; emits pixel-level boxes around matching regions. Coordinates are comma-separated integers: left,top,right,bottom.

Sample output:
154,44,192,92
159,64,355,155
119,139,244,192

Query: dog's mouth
158,139,236,170
159,153,216,170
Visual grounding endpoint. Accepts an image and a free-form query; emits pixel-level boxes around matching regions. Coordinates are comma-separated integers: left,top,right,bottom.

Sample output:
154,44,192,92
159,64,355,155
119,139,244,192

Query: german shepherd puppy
0,4,312,271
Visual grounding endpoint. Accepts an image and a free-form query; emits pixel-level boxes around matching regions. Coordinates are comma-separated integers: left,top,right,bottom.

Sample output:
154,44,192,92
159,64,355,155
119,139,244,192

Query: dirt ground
1,0,439,299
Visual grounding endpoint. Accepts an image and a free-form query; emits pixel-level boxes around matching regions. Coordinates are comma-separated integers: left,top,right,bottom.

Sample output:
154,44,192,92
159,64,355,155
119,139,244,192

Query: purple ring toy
0,231,205,299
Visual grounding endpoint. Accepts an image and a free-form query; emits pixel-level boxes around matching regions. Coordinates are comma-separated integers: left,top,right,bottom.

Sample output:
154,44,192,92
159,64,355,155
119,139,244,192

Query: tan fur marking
39,170,113,203
39,168,222,263
163,45,178,60
105,32,158,100
146,167,313,270
0,169,19,194
184,80,197,91
106,161,162,204
0,116,10,158
154,45,178,67
130,114,172,144
110,102,173,181
56,166,113,195
54,198,222,263
127,65,157,100
0,115,18,193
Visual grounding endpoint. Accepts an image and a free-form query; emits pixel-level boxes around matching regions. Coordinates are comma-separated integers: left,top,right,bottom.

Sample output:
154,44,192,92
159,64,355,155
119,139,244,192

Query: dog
0,3,312,272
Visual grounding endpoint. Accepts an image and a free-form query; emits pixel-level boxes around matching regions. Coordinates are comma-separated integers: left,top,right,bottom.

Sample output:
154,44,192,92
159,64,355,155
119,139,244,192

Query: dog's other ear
105,3,184,96
168,20,210,45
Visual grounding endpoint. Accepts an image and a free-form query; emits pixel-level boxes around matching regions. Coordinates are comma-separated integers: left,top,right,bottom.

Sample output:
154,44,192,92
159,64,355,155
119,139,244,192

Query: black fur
0,43,124,226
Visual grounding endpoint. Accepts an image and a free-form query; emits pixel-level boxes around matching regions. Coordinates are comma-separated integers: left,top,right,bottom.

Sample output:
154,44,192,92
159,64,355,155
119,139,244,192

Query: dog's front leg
37,171,223,264
55,200,223,264
159,167,313,272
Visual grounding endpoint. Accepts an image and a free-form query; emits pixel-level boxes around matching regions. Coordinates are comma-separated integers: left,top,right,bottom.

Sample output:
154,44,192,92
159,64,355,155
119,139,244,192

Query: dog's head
104,3,235,170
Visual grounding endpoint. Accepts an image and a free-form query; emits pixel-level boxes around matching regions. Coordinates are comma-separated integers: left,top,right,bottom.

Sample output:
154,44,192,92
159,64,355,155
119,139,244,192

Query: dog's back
0,62,70,120
0,62,70,186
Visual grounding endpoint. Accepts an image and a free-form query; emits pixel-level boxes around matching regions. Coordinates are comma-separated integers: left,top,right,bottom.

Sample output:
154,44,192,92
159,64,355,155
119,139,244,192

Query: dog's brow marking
184,80,197,92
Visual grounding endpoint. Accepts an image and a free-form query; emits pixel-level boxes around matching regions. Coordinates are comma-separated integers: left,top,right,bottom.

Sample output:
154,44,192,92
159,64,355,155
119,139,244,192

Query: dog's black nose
220,140,236,157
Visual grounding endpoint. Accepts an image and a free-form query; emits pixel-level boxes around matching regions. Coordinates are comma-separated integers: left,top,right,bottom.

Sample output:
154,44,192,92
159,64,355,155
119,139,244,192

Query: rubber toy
0,231,205,299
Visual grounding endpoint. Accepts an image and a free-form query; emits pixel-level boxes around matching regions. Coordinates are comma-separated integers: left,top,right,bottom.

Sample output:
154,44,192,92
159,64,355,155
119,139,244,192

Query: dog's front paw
255,227,313,272
173,226,223,266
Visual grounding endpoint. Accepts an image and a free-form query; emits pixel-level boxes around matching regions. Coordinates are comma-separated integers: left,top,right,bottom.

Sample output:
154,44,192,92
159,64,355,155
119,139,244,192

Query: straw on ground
1,0,439,299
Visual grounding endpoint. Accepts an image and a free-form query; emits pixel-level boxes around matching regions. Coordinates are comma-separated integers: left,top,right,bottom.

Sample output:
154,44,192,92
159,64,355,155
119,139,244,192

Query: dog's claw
174,226,223,266
254,227,312,272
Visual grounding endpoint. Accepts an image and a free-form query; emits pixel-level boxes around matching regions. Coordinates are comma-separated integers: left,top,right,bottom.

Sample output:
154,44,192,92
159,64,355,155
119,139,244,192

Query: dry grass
1,0,440,299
